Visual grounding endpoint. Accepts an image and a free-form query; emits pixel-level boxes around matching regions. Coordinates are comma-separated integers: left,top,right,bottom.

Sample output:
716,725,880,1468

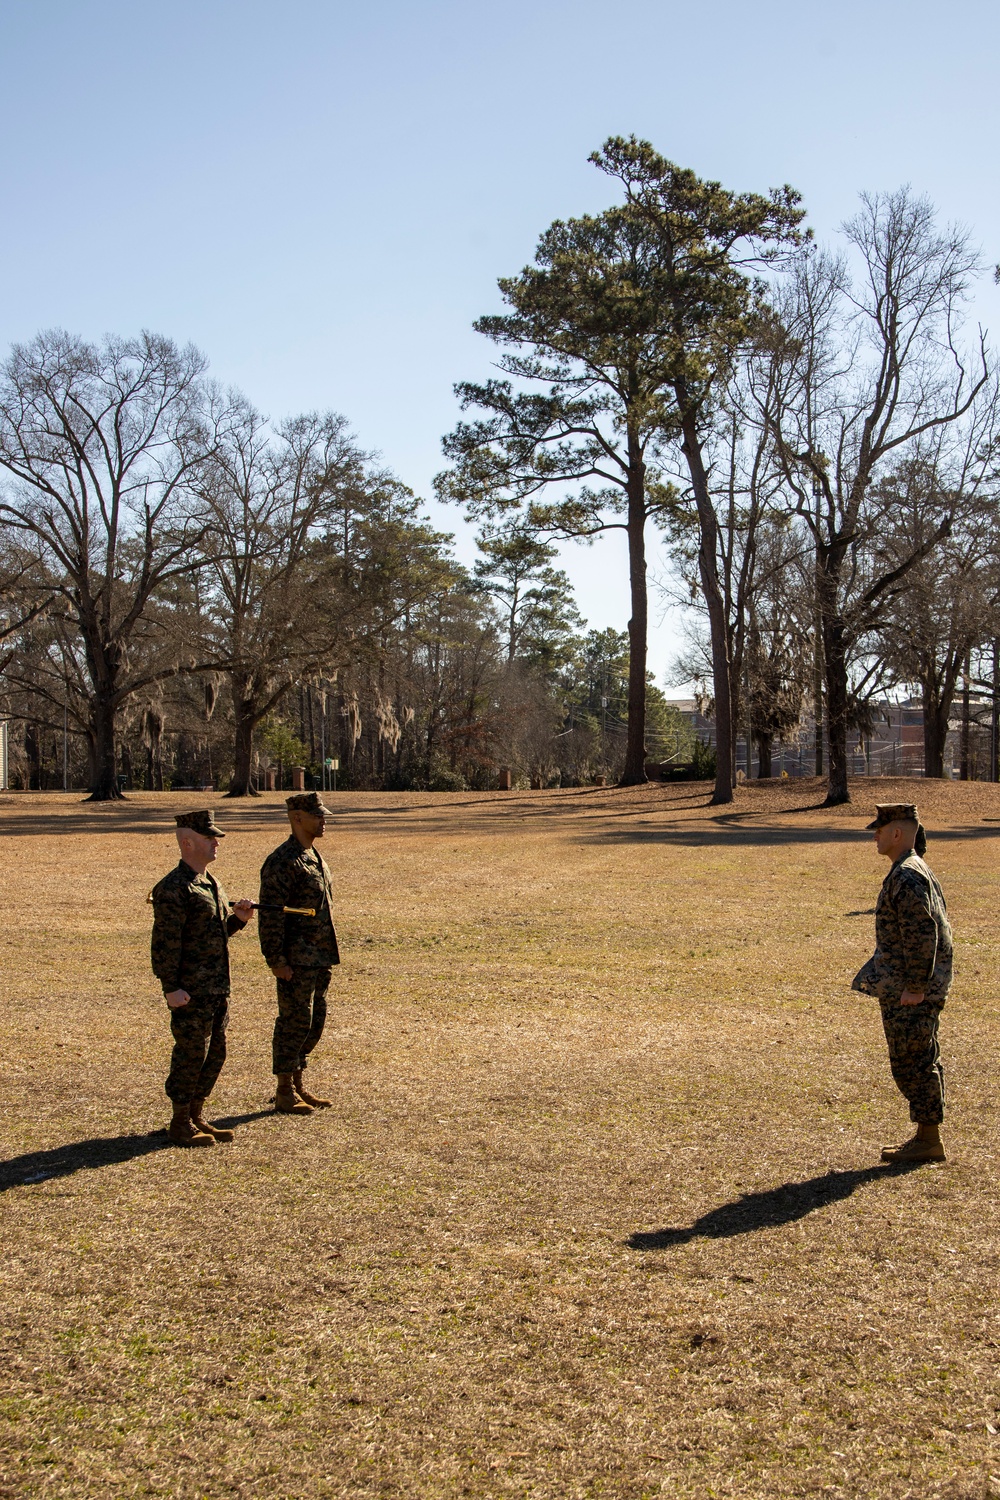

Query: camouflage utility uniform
151,862,249,1104
853,849,953,1125
258,837,340,1076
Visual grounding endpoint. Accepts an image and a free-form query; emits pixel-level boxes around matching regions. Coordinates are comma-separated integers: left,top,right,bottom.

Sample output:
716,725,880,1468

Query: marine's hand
270,961,294,981
165,988,191,1009
233,899,255,923
899,989,926,1006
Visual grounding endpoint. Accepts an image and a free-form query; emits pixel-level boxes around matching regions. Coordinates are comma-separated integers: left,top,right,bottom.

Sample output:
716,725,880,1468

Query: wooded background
2,142,998,805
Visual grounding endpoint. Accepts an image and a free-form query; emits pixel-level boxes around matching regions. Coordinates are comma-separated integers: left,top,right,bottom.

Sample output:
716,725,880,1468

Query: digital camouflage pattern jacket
852,849,953,1005
258,836,340,970
150,861,247,997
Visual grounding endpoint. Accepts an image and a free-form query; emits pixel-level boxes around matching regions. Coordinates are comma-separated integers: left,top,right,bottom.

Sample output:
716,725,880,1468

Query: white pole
0,720,7,791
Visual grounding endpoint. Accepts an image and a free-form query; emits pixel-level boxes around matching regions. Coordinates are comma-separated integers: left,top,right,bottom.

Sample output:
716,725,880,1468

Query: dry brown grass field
1,778,999,1500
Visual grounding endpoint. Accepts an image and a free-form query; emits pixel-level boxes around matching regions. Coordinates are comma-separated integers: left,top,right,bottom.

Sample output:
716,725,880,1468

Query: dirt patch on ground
2,779,999,1497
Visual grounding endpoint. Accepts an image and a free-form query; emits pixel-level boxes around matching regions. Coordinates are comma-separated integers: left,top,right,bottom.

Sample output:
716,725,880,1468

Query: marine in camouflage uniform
852,802,952,1163
258,791,340,1113
150,810,254,1146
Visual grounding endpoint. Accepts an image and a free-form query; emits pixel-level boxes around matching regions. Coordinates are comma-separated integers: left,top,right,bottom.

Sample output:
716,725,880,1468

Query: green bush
691,738,716,780
258,717,308,768
429,768,467,792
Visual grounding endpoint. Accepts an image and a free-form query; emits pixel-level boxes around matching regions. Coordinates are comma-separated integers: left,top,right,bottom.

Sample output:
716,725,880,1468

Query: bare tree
190,396,369,795
767,193,992,802
194,394,456,795
0,606,93,779
0,538,53,676
0,330,210,797
660,360,812,780
876,458,1000,776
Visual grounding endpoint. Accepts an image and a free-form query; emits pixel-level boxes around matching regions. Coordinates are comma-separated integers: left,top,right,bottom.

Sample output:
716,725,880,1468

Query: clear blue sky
1,0,997,684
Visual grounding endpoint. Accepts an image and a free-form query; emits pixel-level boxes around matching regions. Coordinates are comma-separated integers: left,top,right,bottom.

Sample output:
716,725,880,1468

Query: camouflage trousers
878,997,945,1125
165,992,229,1104
273,967,332,1076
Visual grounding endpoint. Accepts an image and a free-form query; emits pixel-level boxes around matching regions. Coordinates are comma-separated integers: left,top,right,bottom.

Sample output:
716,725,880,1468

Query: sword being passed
144,893,315,915
230,901,316,916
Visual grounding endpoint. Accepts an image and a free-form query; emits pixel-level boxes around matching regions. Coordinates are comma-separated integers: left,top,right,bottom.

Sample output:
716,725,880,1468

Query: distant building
663,694,998,780
663,699,715,742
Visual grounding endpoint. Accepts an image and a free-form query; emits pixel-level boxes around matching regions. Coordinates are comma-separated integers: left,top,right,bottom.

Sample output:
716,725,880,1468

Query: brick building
665,696,998,780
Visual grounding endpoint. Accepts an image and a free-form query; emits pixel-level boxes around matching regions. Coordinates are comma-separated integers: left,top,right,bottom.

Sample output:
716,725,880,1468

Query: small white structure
0,720,8,790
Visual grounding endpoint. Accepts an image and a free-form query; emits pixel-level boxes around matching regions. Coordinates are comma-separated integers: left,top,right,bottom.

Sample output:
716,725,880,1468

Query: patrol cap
175,809,226,838
865,803,919,830
285,791,331,816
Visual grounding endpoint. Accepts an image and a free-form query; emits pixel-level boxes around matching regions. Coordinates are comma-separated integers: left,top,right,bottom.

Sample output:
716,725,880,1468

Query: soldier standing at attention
258,791,340,1114
852,803,953,1164
150,811,256,1148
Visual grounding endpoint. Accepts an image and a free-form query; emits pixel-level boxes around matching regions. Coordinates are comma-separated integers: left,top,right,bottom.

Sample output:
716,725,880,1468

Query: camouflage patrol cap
865,803,919,830
175,809,226,838
285,791,331,816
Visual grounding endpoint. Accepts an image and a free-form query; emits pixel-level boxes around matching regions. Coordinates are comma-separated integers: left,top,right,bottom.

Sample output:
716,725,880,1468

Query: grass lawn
1,777,999,1499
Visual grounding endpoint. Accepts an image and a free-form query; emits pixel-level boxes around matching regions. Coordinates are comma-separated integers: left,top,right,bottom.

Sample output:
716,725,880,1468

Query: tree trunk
960,652,971,780
85,730,98,790
620,428,648,787
78,620,124,800
813,633,824,777
822,609,851,805
86,693,123,800
25,723,41,790
813,521,824,776
921,689,949,779
226,676,259,797
919,646,965,780
145,739,165,791
814,539,852,806
678,407,733,804
756,734,773,779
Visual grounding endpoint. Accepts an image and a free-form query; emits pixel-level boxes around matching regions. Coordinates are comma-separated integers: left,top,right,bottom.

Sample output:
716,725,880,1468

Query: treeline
437,140,1000,804
0,331,693,796
3,139,1000,802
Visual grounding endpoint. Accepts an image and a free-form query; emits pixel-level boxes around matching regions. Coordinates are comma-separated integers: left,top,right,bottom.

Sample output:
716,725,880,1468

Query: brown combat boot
274,1074,313,1114
293,1070,332,1108
881,1125,945,1164
190,1098,235,1142
167,1102,215,1148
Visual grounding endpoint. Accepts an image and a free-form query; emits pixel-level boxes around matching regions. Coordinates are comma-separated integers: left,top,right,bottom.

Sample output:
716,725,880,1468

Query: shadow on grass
592,823,1000,848
0,1109,274,1191
0,786,715,838
628,1163,919,1249
0,803,294,838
